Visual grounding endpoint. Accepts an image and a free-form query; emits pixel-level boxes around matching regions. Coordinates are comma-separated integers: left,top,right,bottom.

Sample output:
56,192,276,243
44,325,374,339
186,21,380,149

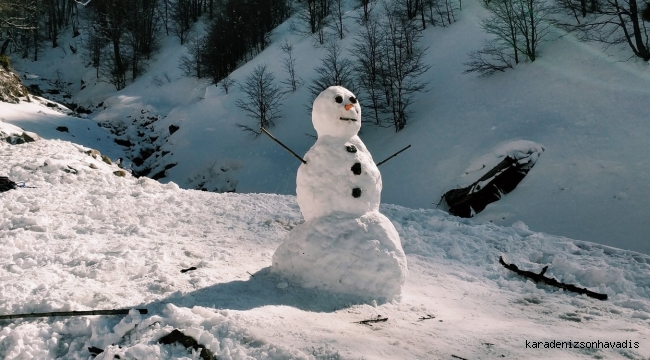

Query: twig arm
376,145,411,167
260,128,307,164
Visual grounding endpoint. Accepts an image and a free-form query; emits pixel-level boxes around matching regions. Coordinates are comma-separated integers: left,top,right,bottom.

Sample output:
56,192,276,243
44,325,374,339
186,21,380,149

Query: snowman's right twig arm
260,127,307,164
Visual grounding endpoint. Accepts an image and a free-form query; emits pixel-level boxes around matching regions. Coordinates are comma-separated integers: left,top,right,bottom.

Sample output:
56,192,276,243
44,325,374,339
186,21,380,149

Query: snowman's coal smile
339,117,357,121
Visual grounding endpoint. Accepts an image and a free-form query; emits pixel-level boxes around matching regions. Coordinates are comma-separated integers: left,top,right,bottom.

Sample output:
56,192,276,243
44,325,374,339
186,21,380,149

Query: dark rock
4,131,39,145
441,147,544,218
0,176,17,192
27,84,43,96
63,102,78,111
169,124,179,135
46,102,57,108
346,145,357,153
151,169,166,180
352,188,362,198
56,126,69,133
114,138,133,147
20,132,38,143
139,147,155,161
63,166,78,174
158,329,215,360
76,106,92,114
89,163,98,169
101,155,112,165
85,149,101,158
132,157,144,166
113,170,127,177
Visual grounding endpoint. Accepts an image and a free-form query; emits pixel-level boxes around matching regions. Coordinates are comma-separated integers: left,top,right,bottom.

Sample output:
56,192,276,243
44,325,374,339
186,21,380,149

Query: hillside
1,136,650,359
3,0,650,258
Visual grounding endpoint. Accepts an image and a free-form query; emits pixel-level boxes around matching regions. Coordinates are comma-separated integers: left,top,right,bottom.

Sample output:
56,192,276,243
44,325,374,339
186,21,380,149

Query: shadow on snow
140,267,375,315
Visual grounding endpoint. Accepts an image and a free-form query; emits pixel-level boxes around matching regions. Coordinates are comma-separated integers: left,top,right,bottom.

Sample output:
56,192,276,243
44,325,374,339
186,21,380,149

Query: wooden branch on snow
355,316,388,326
498,256,608,301
0,308,148,320
180,266,197,273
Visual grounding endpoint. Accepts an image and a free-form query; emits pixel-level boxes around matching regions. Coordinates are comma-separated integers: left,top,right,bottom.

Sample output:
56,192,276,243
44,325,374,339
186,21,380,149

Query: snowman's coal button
352,188,362,198
346,145,357,153
351,162,361,175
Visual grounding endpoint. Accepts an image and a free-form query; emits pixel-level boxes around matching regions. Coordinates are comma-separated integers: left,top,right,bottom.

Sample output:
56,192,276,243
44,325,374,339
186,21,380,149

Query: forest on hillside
0,0,648,132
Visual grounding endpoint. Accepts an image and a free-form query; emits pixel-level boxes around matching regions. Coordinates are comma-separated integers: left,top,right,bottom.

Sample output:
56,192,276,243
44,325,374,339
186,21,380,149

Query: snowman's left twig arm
260,127,307,164
376,145,411,167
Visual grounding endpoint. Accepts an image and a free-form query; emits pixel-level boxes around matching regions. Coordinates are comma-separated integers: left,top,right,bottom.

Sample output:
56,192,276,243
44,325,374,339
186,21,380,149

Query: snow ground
1,138,649,359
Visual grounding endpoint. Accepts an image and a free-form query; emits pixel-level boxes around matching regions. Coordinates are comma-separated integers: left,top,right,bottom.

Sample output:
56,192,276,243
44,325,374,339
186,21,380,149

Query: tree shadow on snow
141,267,373,314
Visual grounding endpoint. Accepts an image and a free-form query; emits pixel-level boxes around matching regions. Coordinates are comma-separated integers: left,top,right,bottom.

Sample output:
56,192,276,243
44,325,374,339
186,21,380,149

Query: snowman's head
312,86,361,139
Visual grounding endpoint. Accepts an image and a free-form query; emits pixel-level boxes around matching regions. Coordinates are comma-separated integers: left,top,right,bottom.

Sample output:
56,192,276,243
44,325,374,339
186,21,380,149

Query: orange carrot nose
345,103,354,111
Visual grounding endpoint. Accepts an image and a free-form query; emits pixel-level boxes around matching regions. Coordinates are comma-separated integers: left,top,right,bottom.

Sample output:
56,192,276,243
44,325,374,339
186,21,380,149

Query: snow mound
0,121,40,144
461,140,545,182
272,211,407,302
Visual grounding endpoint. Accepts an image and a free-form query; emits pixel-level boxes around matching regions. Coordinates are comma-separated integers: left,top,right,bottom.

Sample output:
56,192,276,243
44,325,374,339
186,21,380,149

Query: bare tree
293,0,332,44
84,21,104,77
219,75,235,94
279,39,301,92
379,2,430,131
236,64,284,134
424,0,458,26
329,0,345,39
463,39,515,76
357,0,371,22
512,0,552,61
309,40,356,98
465,0,551,76
170,0,191,45
352,14,385,125
557,0,650,60
179,32,204,78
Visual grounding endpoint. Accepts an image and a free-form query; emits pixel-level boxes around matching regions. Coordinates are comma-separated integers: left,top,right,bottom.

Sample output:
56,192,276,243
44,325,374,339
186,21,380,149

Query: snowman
271,86,408,302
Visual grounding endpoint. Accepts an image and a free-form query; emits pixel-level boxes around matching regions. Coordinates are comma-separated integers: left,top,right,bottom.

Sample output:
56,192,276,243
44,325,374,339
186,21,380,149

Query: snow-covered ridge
1,137,649,359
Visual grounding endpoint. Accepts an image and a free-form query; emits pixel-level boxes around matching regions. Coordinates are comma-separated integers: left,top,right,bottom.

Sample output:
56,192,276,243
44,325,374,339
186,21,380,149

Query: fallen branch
355,316,388,326
451,355,469,360
498,256,607,301
180,266,197,273
418,314,435,321
0,308,148,320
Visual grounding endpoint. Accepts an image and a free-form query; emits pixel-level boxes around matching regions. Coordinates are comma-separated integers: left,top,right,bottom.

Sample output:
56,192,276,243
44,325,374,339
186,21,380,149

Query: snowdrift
1,137,649,359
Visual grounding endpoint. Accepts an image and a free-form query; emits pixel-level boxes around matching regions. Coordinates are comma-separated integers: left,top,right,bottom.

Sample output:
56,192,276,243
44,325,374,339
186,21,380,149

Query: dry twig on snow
498,256,607,301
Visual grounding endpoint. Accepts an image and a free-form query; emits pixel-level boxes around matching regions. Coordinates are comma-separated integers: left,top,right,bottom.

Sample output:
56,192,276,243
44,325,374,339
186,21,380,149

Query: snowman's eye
335,96,343,103
349,97,357,104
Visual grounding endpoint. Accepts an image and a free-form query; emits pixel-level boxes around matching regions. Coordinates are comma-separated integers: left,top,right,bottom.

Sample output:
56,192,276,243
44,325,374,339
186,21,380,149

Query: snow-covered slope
2,137,650,359
5,0,650,257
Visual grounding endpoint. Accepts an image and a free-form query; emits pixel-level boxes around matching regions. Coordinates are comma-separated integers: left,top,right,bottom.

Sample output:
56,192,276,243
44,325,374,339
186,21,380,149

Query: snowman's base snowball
271,211,408,302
